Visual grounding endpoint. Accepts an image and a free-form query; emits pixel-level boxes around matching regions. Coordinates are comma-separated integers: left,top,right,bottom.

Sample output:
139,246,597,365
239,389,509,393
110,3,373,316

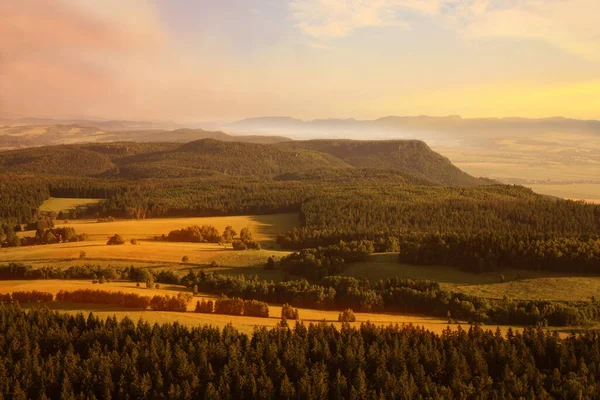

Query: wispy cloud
289,0,419,39
289,0,600,60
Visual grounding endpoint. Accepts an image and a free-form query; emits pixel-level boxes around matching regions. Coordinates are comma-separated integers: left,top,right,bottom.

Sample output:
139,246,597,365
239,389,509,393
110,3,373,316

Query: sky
1,0,599,122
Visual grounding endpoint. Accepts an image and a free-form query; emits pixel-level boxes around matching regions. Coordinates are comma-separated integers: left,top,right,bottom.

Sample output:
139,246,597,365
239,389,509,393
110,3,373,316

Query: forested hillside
0,138,487,184
2,138,598,277
277,139,489,186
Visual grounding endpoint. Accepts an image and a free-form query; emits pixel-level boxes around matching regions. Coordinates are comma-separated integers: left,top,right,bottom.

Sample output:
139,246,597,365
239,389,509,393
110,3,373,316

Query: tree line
1,304,600,398
182,272,600,327
0,263,181,284
0,289,193,312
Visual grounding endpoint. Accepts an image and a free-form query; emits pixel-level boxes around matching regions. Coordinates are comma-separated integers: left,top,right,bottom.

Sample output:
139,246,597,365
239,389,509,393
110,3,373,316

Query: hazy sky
1,0,599,121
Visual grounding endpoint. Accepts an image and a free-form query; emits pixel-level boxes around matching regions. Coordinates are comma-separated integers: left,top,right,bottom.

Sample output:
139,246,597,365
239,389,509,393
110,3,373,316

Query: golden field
39,197,104,214
6,213,297,270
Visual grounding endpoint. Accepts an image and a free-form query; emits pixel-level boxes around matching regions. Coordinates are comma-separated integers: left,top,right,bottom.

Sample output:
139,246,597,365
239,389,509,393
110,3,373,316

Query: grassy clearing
8,213,297,272
343,253,600,302
2,280,562,336
0,240,290,273
21,212,299,244
39,197,104,214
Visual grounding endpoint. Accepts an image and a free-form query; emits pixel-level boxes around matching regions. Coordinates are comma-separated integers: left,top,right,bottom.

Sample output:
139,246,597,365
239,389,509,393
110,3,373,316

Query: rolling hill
0,125,290,150
0,138,489,185
277,139,489,186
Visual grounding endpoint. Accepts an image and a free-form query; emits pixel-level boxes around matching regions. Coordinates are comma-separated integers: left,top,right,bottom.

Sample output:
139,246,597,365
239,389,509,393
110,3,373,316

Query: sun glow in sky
1,0,599,121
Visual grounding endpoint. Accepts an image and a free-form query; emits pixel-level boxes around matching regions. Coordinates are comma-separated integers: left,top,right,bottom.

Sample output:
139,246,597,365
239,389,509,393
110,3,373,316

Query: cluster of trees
25,213,55,231
165,224,222,243
182,272,600,326
0,290,54,303
2,305,600,398
195,296,269,317
232,227,261,250
149,293,192,312
2,220,89,249
279,240,375,279
17,227,88,247
161,225,262,250
182,271,337,310
338,309,356,322
281,303,300,320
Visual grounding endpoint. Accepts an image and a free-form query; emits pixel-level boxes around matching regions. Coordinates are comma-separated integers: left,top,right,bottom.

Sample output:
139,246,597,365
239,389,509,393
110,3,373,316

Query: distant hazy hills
0,124,290,150
227,115,600,141
0,139,490,186
3,114,598,185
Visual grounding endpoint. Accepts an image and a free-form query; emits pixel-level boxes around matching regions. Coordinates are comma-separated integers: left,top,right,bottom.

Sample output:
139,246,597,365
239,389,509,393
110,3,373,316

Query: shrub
155,283,160,289
107,234,125,245
338,309,356,323
231,240,247,250
182,255,189,263
79,251,86,259
130,239,139,245
264,256,276,270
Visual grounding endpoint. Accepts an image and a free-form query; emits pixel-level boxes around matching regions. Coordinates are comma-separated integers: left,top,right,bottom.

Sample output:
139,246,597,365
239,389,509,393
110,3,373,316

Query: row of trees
232,227,261,250
1,226,87,248
2,305,600,398
0,290,54,303
195,297,270,317
55,289,152,309
54,289,193,311
0,263,179,283
182,272,600,326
